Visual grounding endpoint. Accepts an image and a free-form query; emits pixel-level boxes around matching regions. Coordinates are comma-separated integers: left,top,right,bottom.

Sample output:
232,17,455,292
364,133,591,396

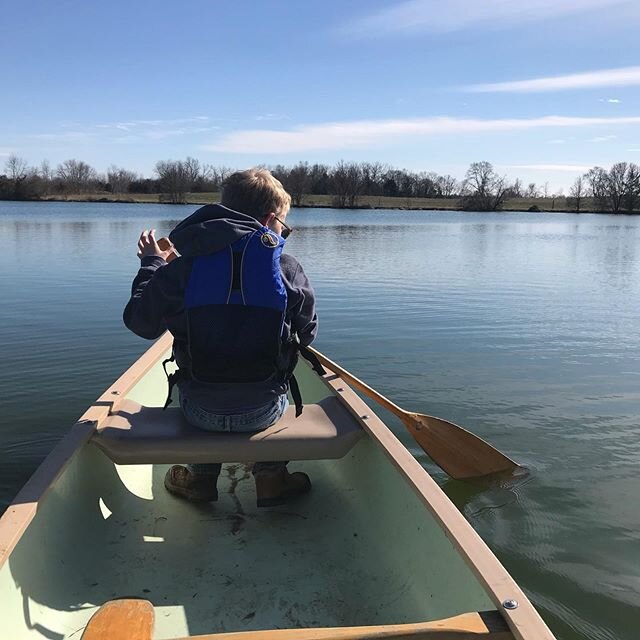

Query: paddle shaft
307,346,519,479
307,348,407,419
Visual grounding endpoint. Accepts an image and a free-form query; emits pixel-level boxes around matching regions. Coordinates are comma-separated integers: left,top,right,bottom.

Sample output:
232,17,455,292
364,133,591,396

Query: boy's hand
137,229,175,261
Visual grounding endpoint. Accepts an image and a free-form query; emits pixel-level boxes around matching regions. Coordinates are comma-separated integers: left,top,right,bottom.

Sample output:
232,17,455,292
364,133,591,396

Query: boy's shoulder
280,253,313,293
280,253,304,278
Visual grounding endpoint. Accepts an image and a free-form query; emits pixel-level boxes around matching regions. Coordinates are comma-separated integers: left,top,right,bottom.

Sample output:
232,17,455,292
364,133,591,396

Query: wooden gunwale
0,332,174,571
83,605,511,639
0,333,555,640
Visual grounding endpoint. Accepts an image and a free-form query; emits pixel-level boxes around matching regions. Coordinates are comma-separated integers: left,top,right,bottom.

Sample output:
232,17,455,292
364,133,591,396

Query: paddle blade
402,412,519,479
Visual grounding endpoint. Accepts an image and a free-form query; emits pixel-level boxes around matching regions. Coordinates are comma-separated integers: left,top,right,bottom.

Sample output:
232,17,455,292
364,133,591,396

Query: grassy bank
37,191,607,213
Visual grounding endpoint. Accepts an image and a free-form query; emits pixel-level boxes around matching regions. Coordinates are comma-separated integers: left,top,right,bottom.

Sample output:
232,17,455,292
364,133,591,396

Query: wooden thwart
81,599,155,640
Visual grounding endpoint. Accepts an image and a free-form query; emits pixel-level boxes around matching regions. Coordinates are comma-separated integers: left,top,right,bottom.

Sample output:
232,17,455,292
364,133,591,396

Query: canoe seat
91,397,364,464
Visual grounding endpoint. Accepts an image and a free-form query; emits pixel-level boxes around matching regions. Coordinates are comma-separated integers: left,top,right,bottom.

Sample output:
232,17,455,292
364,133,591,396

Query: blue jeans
180,391,289,479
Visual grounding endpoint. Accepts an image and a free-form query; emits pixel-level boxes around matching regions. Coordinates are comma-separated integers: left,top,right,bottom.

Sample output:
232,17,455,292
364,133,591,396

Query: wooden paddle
308,347,519,480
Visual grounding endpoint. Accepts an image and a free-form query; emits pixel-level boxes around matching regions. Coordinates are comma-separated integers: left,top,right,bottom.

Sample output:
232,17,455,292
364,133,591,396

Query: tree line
1,155,639,213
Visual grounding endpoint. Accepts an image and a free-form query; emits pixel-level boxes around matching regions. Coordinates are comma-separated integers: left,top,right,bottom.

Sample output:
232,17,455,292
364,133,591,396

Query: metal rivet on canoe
361,414,370,419
111,390,120,395
337,387,344,392
502,599,519,610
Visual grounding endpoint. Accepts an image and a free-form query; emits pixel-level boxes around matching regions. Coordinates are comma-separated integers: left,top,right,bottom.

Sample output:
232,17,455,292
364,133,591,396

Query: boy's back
123,169,317,506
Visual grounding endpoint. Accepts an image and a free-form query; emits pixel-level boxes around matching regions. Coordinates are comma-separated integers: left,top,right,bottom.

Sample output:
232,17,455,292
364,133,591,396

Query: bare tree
107,166,138,195
525,182,540,198
623,163,640,212
38,160,52,195
586,163,639,213
211,166,234,191
283,162,310,207
459,161,508,211
39,160,52,181
568,176,588,213
1,155,49,199
414,171,439,198
308,163,331,195
3,155,29,199
330,162,349,207
56,159,97,193
437,174,459,198
508,178,523,198
331,161,363,207
361,161,385,196
155,160,193,204
183,157,202,184
6,155,28,182
607,162,627,213
346,163,364,207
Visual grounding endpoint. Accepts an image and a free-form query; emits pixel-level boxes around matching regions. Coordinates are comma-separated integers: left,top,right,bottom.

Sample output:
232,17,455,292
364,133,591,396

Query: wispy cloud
508,164,593,172
601,98,622,103
255,113,289,122
208,115,640,153
29,117,218,144
0,148,14,157
95,116,209,131
338,0,635,38
549,139,566,144
590,134,617,142
466,65,640,93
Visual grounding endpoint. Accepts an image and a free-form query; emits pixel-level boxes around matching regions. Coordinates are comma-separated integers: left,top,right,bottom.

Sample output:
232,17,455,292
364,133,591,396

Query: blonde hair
221,168,291,220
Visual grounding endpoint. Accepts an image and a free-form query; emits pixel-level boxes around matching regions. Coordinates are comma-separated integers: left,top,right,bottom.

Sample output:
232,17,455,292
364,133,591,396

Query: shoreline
0,194,632,215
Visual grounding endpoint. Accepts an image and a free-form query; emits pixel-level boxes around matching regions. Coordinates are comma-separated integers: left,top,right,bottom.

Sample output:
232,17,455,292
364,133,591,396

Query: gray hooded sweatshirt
123,203,318,412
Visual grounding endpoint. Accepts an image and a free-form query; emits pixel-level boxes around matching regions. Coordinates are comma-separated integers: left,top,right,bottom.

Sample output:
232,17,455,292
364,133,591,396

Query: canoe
0,333,556,640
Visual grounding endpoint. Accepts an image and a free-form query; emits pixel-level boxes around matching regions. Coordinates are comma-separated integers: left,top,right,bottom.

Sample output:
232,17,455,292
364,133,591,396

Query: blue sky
2,0,640,191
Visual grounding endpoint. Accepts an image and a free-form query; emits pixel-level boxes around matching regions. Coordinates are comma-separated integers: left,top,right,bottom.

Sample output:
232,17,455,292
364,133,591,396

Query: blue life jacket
161,226,324,415
183,227,292,385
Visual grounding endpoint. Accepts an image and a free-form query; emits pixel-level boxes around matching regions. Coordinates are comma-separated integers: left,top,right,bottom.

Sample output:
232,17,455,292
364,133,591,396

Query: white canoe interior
0,336,555,640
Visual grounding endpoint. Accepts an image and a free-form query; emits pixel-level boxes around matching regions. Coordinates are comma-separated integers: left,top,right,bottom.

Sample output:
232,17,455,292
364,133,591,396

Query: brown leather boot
164,465,219,503
254,468,311,508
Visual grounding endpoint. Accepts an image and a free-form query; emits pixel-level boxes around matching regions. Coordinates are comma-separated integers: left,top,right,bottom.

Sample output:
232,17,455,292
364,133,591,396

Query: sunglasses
273,215,293,240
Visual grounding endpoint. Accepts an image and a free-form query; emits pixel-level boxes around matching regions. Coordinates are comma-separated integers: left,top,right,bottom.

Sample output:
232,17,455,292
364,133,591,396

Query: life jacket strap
289,374,303,417
162,351,187,410
161,344,324,417
298,345,326,376
286,345,326,418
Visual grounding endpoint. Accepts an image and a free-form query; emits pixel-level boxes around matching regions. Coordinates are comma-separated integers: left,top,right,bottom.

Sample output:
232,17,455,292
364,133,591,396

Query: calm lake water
1,201,639,639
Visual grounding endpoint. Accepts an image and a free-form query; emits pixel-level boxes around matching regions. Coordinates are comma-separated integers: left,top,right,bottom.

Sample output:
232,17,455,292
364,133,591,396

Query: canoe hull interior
1,442,494,639
0,351,494,639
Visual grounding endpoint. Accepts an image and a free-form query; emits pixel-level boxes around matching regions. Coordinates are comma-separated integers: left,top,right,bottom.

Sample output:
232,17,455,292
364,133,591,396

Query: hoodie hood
169,203,265,257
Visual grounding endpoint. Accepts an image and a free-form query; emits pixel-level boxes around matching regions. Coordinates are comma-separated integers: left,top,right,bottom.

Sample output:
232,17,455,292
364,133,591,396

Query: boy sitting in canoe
123,168,318,507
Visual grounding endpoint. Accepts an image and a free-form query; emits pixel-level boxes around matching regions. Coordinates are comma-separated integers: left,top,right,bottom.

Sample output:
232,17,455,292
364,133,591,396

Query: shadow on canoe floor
9,449,265,634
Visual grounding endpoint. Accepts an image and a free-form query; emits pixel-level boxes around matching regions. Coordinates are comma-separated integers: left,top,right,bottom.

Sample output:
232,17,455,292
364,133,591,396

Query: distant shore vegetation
1,156,639,214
